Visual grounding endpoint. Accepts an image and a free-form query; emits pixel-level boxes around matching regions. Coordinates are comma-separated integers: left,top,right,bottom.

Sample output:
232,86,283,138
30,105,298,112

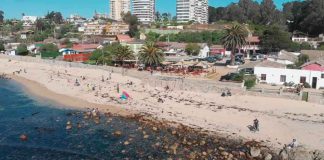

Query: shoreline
1,57,324,153
10,75,132,117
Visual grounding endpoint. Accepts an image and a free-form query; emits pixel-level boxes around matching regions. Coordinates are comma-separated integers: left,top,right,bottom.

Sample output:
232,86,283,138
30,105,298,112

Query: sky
1,0,295,19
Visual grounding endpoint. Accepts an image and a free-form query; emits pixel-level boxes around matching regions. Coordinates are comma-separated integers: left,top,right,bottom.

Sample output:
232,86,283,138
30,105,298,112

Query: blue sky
1,0,295,19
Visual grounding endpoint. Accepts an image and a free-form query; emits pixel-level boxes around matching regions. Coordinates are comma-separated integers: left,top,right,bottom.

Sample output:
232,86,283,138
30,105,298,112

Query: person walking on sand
253,118,259,131
117,83,120,93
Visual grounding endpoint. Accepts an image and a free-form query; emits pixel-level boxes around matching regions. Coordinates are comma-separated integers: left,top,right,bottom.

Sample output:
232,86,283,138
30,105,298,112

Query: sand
1,57,324,151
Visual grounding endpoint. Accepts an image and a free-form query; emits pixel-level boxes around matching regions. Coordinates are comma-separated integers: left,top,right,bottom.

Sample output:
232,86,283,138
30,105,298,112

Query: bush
16,44,29,56
244,75,256,89
41,51,61,58
304,82,311,88
233,72,244,82
245,80,256,89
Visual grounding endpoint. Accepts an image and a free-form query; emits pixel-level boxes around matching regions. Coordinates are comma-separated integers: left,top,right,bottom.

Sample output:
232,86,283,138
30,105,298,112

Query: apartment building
110,0,131,21
176,0,208,24
132,0,155,24
104,22,129,36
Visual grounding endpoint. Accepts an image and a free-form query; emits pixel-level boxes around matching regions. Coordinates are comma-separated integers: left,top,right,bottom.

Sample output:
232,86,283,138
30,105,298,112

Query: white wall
254,67,324,89
267,58,294,65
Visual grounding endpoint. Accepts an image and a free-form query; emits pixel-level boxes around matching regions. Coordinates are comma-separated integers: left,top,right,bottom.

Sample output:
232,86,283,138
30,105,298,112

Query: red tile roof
246,36,260,43
116,34,133,42
72,44,100,52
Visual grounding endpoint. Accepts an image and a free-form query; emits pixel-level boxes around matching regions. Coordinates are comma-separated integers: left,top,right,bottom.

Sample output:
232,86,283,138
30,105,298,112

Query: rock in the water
250,147,261,157
114,130,122,136
66,124,72,130
19,134,28,141
152,127,158,131
221,151,229,157
143,135,149,139
124,141,130,145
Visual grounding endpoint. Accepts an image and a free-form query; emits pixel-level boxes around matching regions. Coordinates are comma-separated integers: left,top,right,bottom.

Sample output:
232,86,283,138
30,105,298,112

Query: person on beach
117,83,120,93
288,139,298,149
150,70,153,75
253,119,259,131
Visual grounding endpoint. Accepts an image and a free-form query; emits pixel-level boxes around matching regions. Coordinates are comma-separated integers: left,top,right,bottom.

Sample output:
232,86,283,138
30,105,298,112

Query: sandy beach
1,57,324,151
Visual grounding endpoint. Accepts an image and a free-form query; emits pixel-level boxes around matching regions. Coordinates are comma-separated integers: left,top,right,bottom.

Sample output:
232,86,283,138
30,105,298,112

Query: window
261,74,267,81
300,76,306,84
322,74,324,79
280,75,286,82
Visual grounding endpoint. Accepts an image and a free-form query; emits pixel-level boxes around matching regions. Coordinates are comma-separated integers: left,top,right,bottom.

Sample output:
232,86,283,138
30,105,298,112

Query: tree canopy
123,12,139,37
16,44,29,56
138,42,164,67
221,25,247,65
45,11,64,24
283,0,324,36
259,25,294,53
208,0,282,25
0,10,4,23
185,43,201,56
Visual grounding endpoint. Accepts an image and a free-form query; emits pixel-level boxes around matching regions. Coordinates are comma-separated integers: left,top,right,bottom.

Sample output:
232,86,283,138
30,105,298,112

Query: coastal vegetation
221,25,247,65
185,43,201,56
138,41,164,67
89,43,134,66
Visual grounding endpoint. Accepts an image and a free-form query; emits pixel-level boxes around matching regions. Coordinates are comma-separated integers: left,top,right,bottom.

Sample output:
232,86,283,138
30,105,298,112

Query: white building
21,16,38,27
254,64,324,89
110,0,131,21
198,44,210,58
132,0,155,24
176,0,208,24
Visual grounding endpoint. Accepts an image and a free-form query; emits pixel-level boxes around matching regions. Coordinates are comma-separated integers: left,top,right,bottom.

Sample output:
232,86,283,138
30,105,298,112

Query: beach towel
122,91,130,98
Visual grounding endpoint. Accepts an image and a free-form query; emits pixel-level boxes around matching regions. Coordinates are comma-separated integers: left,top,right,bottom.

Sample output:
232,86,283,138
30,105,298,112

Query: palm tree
113,45,134,66
138,41,164,68
221,24,247,65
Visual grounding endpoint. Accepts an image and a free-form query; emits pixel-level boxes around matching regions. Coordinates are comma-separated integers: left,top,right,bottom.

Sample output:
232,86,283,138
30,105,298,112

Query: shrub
245,79,256,89
233,72,244,82
244,75,257,89
304,82,311,88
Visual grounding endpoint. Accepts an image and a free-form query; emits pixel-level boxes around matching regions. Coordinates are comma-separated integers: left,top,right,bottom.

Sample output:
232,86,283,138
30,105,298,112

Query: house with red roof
301,60,324,72
59,43,102,62
116,34,133,43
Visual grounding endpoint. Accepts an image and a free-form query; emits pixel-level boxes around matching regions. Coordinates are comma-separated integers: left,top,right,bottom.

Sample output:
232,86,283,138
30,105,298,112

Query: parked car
225,58,245,65
220,72,240,81
203,57,217,63
251,55,258,61
239,68,254,75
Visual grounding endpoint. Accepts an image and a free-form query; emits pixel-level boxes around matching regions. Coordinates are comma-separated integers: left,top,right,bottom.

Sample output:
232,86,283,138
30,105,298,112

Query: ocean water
0,79,173,160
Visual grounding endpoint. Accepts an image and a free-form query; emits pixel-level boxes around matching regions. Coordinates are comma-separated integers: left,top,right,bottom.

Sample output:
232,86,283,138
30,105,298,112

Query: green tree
146,31,160,42
123,12,139,37
295,54,310,67
89,49,110,65
112,45,134,65
0,10,4,23
16,44,29,56
138,41,164,67
185,43,201,56
259,25,293,53
0,42,4,51
39,43,59,53
221,25,247,65
45,11,63,24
